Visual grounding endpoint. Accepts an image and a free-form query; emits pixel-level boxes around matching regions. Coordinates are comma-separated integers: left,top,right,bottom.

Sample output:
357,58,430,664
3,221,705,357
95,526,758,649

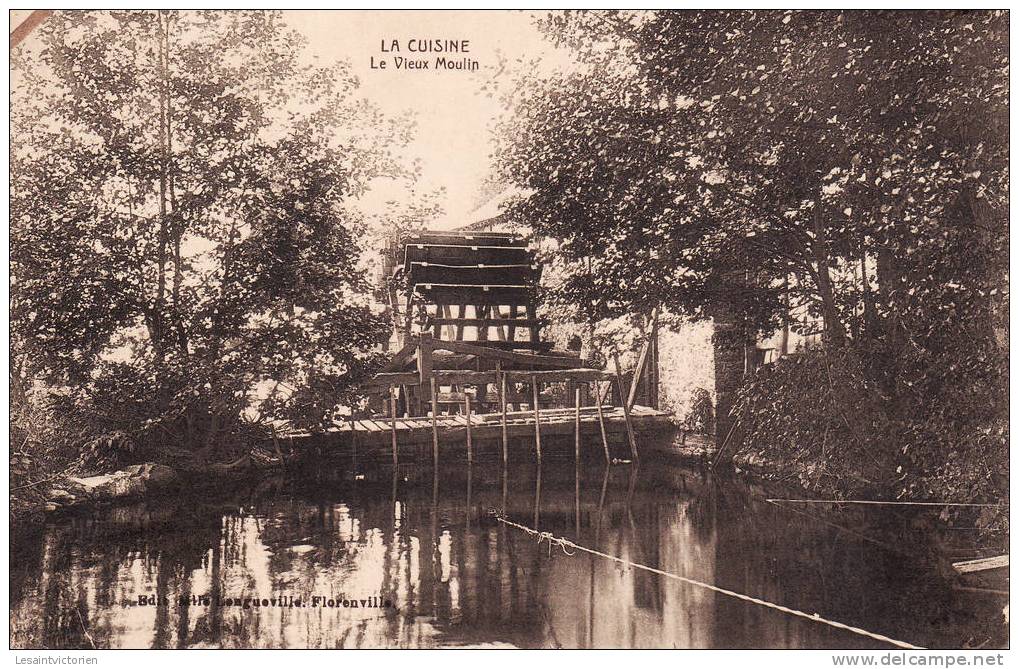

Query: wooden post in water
389,385,399,466
531,374,542,461
430,377,439,468
626,309,659,412
574,386,582,462
499,364,508,466
612,350,639,462
465,393,474,465
594,381,611,464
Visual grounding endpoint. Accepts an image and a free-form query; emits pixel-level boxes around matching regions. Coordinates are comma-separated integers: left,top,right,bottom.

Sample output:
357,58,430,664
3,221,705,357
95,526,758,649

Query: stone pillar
711,308,747,450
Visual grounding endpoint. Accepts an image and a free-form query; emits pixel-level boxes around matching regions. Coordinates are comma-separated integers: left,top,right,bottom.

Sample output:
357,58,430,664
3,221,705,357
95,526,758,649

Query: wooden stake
594,381,611,464
626,308,659,412
499,364,508,466
574,386,581,463
430,376,439,468
612,350,639,462
389,385,398,465
531,374,542,461
465,393,473,465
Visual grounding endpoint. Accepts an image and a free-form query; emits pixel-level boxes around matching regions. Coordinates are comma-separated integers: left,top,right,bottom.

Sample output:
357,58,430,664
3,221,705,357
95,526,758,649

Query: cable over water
490,510,925,650
764,499,1004,508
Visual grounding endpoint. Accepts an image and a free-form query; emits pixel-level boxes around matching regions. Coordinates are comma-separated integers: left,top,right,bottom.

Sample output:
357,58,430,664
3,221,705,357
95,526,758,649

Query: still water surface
9,461,1003,649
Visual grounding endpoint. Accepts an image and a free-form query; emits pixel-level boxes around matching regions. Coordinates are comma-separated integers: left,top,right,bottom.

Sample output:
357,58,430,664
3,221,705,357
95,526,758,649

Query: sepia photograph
6,7,1010,655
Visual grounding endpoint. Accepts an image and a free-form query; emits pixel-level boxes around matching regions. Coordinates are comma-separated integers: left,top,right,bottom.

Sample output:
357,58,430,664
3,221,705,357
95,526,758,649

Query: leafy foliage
494,10,1008,504
682,388,715,436
11,11,418,465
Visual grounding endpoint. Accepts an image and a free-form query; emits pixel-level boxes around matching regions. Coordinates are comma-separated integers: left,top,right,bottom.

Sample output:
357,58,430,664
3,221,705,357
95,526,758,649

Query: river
9,459,1005,649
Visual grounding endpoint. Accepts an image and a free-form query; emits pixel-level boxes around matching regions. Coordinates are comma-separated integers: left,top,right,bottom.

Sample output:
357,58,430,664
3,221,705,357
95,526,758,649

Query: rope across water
491,510,925,650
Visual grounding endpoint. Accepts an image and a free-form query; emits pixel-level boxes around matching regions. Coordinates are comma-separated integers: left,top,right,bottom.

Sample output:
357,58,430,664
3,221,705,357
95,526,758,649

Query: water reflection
9,460,1003,649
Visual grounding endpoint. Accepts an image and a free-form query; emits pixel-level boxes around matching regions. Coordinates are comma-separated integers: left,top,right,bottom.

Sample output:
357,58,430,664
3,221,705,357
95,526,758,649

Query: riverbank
9,451,285,527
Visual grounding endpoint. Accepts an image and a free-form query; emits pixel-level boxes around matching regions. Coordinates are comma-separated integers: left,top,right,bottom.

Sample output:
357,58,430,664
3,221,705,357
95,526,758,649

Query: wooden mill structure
283,229,673,465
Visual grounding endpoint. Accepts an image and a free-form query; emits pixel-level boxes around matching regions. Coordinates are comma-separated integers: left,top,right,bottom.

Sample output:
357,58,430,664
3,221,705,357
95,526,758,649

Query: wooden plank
414,283,533,305
475,304,489,343
465,394,473,464
432,370,497,385
574,387,581,462
474,405,613,422
365,371,419,390
505,368,614,383
379,340,420,373
405,244,531,267
367,419,391,432
507,304,518,343
404,232,527,247
427,317,541,328
283,409,674,450
417,336,433,383
389,386,398,465
595,381,611,463
428,338,584,368
430,377,439,467
626,309,658,411
532,375,542,460
409,262,536,285
499,366,508,466
439,339,552,352
613,350,639,462
953,555,1009,574
355,420,379,432
526,303,540,346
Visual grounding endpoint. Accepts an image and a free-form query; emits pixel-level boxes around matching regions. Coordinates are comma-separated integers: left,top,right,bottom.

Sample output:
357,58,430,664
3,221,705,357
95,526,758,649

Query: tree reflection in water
9,458,1004,649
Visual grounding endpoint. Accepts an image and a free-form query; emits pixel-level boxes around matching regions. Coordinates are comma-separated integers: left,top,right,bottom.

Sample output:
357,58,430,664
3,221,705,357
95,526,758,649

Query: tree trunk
811,206,847,345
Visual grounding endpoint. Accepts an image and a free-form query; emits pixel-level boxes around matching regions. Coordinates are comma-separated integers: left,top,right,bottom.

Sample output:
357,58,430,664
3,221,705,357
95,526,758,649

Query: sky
10,10,571,230
280,10,563,229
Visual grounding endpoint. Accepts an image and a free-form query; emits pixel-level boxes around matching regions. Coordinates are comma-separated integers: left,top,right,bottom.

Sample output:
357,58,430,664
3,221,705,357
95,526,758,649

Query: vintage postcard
7,8,1009,658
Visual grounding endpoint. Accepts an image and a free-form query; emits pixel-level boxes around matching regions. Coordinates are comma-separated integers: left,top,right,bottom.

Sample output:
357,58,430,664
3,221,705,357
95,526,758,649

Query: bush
732,348,898,497
733,343,1008,537
682,387,715,435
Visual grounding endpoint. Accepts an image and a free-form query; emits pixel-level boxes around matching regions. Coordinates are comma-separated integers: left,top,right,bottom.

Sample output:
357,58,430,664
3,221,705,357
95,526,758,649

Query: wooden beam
505,368,614,383
408,262,536,285
454,303,466,341
417,336,433,383
507,304,518,343
430,377,439,467
426,317,540,328
10,10,52,50
432,370,497,385
363,372,419,391
404,232,527,247
476,305,489,343
595,381,610,464
526,303,540,346
574,387,581,463
428,338,584,368
439,339,553,352
953,554,1009,574
414,283,534,305
626,309,659,411
499,364,508,466
465,394,474,465
380,340,420,373
532,375,542,461
613,350,639,462
389,386,398,465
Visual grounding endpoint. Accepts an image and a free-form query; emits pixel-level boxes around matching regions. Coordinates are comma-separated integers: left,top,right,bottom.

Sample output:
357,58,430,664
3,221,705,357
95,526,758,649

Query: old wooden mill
283,229,672,465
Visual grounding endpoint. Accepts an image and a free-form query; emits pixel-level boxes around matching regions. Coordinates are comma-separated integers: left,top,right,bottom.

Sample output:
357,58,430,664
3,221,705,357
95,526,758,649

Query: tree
495,10,1008,501
11,11,419,462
